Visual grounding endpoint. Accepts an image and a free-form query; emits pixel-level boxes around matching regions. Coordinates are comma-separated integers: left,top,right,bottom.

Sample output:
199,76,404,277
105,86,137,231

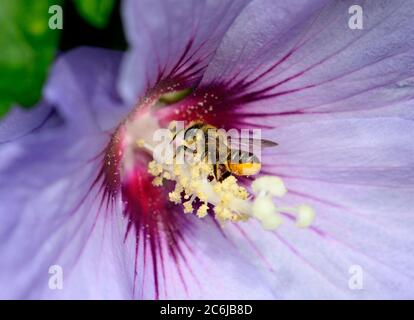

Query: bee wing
227,137,277,151
259,139,278,148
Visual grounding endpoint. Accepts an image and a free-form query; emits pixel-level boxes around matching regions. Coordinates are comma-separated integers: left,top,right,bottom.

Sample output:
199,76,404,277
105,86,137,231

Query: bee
171,121,277,182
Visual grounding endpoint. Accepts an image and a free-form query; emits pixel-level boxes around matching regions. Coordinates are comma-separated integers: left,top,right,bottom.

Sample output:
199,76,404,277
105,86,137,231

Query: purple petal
228,117,414,298
44,47,126,132
202,0,414,119
125,213,276,299
0,125,117,298
0,48,132,299
119,0,252,105
0,102,53,143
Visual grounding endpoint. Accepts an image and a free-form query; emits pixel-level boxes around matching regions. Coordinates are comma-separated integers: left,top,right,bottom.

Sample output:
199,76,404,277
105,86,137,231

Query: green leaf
74,0,115,28
0,0,62,117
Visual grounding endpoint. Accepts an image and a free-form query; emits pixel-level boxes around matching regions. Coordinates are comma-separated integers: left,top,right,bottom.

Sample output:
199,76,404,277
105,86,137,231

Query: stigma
138,133,315,231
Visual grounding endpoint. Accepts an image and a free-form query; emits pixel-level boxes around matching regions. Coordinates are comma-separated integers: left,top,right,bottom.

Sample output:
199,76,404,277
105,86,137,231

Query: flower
1,0,414,299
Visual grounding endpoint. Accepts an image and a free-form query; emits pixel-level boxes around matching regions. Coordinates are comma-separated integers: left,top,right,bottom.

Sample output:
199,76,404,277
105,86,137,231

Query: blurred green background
0,0,126,118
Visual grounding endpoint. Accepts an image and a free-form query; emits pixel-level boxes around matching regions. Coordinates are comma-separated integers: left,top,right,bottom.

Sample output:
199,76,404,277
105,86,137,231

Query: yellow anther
191,166,200,178
190,180,200,190
196,191,207,202
168,191,181,204
220,193,232,205
163,172,172,180
183,201,193,214
215,206,233,221
213,184,222,193
178,177,189,189
173,165,182,176
148,160,163,176
237,188,249,200
152,176,163,187
196,204,209,218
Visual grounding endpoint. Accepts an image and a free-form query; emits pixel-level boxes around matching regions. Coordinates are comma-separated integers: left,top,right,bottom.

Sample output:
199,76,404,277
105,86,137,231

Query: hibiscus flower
1,0,414,299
